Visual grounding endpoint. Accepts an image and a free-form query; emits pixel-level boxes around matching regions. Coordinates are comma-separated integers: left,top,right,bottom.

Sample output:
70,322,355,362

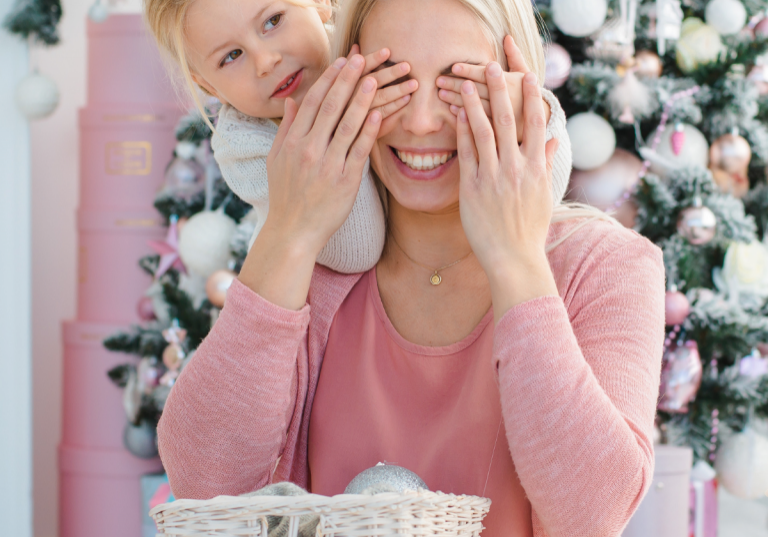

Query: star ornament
148,215,187,278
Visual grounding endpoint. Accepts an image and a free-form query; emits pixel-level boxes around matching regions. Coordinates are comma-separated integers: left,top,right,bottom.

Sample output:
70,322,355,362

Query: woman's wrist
237,224,321,311
486,252,559,323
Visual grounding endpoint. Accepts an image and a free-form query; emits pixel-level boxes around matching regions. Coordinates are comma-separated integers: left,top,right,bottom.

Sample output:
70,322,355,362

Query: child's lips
272,69,303,98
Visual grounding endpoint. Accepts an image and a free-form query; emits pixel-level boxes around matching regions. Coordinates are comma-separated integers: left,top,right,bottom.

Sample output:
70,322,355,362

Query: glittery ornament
136,295,156,321
344,463,429,494
709,132,752,198
206,269,237,308
670,123,685,155
567,149,642,211
658,340,703,413
716,427,768,499
551,0,607,37
544,43,572,90
566,112,616,170
634,50,663,78
677,198,717,245
705,0,747,36
665,289,690,326
123,421,158,459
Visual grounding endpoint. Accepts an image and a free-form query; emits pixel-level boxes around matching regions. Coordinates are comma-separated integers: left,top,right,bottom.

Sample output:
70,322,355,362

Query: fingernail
452,64,462,74
408,79,418,90
402,94,411,103
400,63,410,73
380,48,389,58
462,81,474,95
487,62,502,78
459,108,468,122
350,55,364,69
525,72,538,85
370,111,381,124
333,57,347,69
362,77,376,93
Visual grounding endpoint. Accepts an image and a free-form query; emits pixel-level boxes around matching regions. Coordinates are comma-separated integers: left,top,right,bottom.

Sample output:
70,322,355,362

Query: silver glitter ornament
344,463,428,494
677,196,716,245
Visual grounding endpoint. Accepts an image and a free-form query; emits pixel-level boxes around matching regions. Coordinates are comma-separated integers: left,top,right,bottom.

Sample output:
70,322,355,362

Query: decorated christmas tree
540,0,768,500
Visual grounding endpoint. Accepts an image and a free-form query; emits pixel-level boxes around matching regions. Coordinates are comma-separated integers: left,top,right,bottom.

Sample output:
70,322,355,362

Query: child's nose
253,49,281,78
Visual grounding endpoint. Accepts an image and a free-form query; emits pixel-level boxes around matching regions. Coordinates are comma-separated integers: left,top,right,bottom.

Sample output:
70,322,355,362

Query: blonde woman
157,0,665,535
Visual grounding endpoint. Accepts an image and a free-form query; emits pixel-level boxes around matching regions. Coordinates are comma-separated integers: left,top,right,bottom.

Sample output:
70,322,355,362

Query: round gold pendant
430,272,442,286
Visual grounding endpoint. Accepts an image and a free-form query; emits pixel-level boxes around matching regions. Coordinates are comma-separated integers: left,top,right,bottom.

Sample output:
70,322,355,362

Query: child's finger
377,94,411,120
456,108,479,183
460,81,498,170
437,76,489,100
438,89,491,117
361,47,391,75
369,62,411,87
343,111,382,180
372,79,417,109
450,63,488,84
504,35,530,73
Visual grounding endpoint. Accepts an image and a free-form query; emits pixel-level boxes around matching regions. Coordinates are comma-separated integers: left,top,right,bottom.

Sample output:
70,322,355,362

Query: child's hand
435,36,550,142
348,44,417,119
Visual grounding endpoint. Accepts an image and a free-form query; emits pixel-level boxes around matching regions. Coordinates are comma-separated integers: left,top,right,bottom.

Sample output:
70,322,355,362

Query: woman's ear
317,0,333,23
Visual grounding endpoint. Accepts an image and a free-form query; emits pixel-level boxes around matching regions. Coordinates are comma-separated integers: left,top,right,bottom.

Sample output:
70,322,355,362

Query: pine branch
3,0,62,45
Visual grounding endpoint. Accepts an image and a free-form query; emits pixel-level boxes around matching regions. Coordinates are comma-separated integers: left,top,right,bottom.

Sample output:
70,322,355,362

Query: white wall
0,0,32,534
28,0,90,535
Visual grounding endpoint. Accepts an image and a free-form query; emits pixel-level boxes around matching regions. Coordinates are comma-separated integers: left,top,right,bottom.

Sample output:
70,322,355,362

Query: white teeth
279,75,296,91
395,150,454,171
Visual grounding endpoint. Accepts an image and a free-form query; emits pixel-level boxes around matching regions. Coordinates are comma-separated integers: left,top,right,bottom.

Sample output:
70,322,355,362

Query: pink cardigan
157,219,666,537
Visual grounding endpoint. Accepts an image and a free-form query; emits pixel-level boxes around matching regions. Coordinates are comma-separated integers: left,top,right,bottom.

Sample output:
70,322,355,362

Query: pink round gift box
76,209,166,323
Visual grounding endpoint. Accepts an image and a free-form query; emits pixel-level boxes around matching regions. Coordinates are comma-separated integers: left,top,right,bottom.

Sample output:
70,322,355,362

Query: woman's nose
252,48,282,78
399,84,445,137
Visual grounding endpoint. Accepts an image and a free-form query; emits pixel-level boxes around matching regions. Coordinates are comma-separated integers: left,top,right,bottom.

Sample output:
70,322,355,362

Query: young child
144,0,571,274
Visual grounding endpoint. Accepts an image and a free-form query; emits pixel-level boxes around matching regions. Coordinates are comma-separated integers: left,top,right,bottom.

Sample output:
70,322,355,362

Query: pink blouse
309,269,532,536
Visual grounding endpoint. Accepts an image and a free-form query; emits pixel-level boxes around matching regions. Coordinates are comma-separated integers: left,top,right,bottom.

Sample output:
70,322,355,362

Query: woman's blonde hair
144,0,332,130
332,0,619,252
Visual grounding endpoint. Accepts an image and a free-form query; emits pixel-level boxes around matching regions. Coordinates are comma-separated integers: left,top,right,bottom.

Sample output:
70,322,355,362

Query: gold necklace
389,234,473,286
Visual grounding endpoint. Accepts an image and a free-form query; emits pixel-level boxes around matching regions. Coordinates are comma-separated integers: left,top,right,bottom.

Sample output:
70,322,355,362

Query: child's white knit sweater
211,88,572,274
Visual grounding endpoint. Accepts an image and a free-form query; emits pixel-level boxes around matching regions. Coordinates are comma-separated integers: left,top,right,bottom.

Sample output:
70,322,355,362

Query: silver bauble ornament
544,43,572,90
634,50,663,79
658,340,703,413
716,427,768,499
178,209,237,278
704,0,746,36
123,421,158,459
344,463,428,494
551,0,607,37
566,112,616,171
15,71,60,120
87,1,109,22
677,198,717,245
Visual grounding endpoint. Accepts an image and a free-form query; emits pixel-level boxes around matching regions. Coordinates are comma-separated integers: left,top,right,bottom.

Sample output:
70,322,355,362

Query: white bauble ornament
178,209,237,278
640,123,709,178
716,427,768,499
551,0,607,37
15,72,60,120
705,0,746,36
87,1,109,22
566,112,616,170
675,18,725,74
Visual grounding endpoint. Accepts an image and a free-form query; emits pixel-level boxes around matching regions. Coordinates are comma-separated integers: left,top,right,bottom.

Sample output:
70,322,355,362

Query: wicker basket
150,490,491,537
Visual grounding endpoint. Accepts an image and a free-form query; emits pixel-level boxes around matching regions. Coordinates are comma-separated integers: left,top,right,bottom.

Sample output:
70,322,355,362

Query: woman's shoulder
307,265,366,325
547,216,664,293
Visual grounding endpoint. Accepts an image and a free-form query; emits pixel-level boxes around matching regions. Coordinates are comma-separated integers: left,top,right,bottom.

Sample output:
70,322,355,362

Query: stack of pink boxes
59,14,183,537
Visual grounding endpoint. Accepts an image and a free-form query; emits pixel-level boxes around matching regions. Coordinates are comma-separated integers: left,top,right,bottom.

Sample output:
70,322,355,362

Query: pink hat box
87,14,179,106
61,320,143,449
59,443,162,537
79,104,182,211
76,209,165,323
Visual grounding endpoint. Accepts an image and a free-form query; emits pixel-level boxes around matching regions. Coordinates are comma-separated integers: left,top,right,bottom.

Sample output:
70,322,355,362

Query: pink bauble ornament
677,199,717,245
136,296,156,321
567,148,643,211
206,269,236,308
658,340,703,413
709,132,752,198
754,17,768,38
747,65,768,96
634,50,663,78
544,43,572,89
665,290,691,325
137,357,161,394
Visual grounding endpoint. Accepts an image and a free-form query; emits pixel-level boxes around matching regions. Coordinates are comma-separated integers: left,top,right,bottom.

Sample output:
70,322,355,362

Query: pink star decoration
148,215,187,278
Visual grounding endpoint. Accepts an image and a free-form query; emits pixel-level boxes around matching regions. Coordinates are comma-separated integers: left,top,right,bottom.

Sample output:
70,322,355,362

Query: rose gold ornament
567,148,643,211
544,43,572,90
162,343,185,371
136,296,156,321
755,17,768,38
677,197,717,245
658,340,703,413
665,290,691,325
709,132,752,198
634,50,664,78
206,269,236,308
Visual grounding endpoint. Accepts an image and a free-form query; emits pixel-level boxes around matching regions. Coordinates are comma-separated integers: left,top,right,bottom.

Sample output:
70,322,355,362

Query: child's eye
221,49,243,67
264,13,282,31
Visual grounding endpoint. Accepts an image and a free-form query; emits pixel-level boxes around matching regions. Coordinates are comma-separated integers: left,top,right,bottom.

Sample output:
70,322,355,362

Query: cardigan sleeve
494,235,665,537
157,278,310,499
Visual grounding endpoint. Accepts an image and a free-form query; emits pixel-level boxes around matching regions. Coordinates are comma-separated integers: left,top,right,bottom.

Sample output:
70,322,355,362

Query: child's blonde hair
332,0,619,250
144,0,334,130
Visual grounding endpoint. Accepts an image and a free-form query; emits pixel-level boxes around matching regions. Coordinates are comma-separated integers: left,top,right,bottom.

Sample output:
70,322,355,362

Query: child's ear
190,72,222,101
317,0,333,23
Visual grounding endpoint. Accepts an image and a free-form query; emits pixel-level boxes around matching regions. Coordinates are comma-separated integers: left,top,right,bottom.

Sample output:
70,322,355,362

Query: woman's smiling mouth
392,147,456,171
